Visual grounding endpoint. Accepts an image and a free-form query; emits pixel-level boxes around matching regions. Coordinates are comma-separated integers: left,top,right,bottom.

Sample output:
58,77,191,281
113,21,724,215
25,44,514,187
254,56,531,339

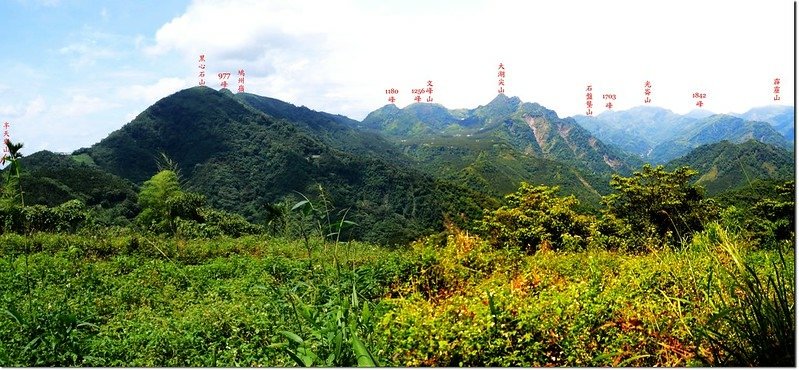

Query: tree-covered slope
67,87,494,244
357,95,641,207
234,92,405,164
16,150,138,209
666,140,793,194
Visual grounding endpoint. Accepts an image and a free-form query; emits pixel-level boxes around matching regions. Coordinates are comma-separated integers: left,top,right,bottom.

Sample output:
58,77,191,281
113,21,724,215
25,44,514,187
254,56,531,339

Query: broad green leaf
280,330,304,345
351,336,378,367
291,200,310,212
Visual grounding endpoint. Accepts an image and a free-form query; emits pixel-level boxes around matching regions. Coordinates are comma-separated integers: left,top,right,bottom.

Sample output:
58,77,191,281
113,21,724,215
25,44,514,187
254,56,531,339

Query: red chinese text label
198,54,206,86
498,63,505,94
693,92,706,108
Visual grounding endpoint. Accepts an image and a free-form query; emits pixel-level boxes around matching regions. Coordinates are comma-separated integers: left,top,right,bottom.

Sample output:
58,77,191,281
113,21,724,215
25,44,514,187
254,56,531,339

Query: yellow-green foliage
0,205,792,366
375,227,794,366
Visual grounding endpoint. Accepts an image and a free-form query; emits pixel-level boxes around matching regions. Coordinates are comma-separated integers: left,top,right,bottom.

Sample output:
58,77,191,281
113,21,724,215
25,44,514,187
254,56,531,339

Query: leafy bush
136,170,182,232
717,181,794,249
478,183,592,253
0,199,88,234
601,164,717,250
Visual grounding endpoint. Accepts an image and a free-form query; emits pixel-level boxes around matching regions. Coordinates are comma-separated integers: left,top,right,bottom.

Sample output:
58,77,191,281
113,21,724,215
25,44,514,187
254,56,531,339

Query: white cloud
24,97,46,118
54,95,117,117
0,105,19,117
58,29,135,69
119,77,191,103
142,0,793,120
59,42,119,68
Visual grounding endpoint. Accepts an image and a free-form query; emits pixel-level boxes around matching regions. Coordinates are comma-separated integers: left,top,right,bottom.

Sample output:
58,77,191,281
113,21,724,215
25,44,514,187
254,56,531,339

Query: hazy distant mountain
667,140,793,195
650,114,790,163
572,106,698,157
734,105,794,143
684,109,716,120
572,107,792,163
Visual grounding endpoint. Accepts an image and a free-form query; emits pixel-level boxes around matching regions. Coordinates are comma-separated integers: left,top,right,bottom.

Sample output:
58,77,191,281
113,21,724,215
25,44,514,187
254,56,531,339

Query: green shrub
601,164,717,250
478,183,592,253
0,199,88,234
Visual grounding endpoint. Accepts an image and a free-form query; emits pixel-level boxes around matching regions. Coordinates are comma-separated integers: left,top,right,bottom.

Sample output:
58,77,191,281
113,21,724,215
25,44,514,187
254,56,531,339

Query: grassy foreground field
0,224,793,366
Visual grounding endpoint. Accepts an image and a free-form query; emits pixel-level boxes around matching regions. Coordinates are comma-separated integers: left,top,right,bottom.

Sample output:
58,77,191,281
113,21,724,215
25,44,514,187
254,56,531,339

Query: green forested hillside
17,151,138,208
64,87,493,244
666,140,793,194
234,93,406,165
357,94,643,207
395,135,609,209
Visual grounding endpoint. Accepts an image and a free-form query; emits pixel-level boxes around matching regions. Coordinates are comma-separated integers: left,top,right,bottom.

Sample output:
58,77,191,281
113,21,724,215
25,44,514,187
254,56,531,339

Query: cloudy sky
0,0,794,153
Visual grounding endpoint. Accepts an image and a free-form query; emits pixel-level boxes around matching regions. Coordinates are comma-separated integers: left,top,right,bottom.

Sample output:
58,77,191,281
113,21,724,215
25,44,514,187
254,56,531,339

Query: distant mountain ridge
361,94,642,176
572,106,793,163
355,94,650,208
11,88,793,244
733,105,794,143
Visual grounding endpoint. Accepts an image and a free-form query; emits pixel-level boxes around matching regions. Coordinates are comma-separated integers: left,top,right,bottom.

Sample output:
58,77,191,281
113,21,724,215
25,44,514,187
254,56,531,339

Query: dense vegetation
0,88,794,366
41,87,494,246
0,144,794,366
666,140,793,195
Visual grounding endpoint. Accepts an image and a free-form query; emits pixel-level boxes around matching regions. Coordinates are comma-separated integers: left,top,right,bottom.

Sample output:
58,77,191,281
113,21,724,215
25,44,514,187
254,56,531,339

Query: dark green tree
601,164,717,249
478,183,592,253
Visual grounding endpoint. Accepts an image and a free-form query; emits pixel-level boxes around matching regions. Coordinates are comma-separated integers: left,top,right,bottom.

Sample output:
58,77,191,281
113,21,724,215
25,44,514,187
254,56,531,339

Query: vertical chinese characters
411,83,425,103
498,63,505,94
603,93,616,110
198,55,206,86
693,92,706,108
426,80,434,103
2,122,10,158
385,88,398,104
218,72,231,89
585,84,593,116
773,78,780,101
238,70,246,93
644,81,652,103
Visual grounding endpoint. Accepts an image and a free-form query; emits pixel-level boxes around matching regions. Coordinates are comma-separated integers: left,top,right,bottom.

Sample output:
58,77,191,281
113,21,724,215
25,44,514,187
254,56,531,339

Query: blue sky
0,0,794,154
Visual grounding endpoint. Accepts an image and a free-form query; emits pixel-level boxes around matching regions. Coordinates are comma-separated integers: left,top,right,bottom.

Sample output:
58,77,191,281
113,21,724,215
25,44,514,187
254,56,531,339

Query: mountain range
572,106,793,163
9,88,795,244
67,87,494,244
